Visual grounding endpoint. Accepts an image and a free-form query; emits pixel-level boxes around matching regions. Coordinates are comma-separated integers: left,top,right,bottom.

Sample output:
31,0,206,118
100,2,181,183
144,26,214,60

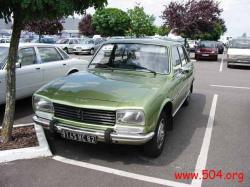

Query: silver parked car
55,38,80,54
70,38,105,55
0,43,88,104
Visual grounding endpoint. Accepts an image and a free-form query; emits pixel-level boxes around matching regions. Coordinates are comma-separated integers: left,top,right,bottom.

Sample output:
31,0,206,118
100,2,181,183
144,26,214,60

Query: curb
0,124,52,163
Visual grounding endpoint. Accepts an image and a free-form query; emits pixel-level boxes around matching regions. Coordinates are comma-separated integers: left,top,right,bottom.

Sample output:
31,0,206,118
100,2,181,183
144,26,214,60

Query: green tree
156,25,171,36
92,8,131,36
0,0,107,143
127,5,156,37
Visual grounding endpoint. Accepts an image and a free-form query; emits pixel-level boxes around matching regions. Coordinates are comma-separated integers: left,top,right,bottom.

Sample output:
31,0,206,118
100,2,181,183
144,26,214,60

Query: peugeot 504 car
33,39,194,157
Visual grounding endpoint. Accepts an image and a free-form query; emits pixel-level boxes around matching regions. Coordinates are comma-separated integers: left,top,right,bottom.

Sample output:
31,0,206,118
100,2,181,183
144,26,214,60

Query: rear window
230,39,250,49
199,41,217,48
38,47,63,63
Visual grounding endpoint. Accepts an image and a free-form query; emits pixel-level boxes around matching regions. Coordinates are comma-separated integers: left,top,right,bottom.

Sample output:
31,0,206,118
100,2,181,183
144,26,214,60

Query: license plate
61,130,97,144
76,48,82,52
202,54,209,57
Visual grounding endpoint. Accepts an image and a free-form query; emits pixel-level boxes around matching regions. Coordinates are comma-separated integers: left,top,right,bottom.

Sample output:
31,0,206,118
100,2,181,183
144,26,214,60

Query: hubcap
157,119,165,149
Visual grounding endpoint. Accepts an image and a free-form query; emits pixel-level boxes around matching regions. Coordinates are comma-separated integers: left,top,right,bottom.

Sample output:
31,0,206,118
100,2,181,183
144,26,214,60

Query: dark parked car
217,42,224,54
195,41,218,61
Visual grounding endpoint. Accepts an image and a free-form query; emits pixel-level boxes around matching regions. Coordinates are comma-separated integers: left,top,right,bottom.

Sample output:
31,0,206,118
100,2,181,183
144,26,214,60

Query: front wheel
90,49,95,55
144,112,169,158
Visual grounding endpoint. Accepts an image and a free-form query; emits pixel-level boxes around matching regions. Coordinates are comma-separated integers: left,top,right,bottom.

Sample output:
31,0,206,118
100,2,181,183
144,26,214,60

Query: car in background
195,41,218,61
0,38,10,43
0,43,88,105
217,41,224,54
30,37,57,44
70,38,105,55
33,39,194,157
55,38,80,54
227,38,250,68
188,40,197,52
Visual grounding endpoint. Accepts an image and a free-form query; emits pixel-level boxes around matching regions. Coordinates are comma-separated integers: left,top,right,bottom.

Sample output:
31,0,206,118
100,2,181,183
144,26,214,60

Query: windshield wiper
130,64,157,76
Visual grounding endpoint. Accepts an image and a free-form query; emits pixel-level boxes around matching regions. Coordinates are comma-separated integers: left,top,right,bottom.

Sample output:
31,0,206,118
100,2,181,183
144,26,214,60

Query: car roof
0,43,56,48
103,38,181,47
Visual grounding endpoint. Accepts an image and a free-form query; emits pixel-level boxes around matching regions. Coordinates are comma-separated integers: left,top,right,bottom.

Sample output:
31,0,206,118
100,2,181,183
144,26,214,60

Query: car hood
36,70,167,106
228,48,250,56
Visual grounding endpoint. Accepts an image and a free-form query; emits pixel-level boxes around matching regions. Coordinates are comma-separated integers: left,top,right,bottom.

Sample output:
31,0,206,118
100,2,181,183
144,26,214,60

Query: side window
38,47,63,63
172,46,181,70
183,47,190,63
177,46,187,66
74,39,79,44
69,39,74,44
18,48,36,66
57,47,70,59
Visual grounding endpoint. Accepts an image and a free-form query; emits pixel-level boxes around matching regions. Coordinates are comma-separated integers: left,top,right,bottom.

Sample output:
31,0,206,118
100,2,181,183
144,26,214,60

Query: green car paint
33,39,194,145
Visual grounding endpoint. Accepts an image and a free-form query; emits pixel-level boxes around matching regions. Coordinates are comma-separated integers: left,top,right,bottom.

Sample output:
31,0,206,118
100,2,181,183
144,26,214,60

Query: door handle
63,63,67,66
36,67,41,70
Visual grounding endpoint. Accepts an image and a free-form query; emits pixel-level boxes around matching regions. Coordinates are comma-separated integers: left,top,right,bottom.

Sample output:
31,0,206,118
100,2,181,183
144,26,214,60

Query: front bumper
33,116,154,145
228,59,250,66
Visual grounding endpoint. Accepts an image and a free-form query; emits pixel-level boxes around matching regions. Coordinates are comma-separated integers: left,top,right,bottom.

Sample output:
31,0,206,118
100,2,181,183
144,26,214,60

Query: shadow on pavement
0,97,33,126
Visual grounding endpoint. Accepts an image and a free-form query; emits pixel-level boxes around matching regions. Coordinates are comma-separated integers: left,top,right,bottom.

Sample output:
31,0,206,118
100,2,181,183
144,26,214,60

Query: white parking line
191,94,218,187
219,54,224,72
53,155,190,187
211,84,250,90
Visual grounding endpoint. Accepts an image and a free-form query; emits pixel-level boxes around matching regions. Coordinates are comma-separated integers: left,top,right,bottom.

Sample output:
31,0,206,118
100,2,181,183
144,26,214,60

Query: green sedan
33,39,194,157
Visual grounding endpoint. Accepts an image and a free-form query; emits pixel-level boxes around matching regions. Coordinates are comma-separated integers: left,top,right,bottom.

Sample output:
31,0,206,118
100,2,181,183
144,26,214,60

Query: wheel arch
67,68,79,75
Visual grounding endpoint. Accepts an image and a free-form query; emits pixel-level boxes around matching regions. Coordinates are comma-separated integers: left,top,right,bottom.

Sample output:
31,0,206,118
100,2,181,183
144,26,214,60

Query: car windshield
80,39,94,44
0,47,8,69
230,39,250,49
89,43,169,74
56,39,69,44
199,41,216,48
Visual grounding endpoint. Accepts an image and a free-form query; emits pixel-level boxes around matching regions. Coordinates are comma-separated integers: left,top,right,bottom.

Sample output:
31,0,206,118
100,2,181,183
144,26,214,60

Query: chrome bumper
33,116,154,145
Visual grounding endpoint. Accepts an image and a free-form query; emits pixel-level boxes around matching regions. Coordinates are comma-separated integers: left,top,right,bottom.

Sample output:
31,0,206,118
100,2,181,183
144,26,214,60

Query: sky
86,0,250,38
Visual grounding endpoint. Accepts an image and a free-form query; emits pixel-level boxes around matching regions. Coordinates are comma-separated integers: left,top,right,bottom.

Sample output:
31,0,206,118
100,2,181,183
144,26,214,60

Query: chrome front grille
53,103,116,126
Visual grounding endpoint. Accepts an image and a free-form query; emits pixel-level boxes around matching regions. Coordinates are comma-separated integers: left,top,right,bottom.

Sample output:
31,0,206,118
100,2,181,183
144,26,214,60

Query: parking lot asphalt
0,54,250,187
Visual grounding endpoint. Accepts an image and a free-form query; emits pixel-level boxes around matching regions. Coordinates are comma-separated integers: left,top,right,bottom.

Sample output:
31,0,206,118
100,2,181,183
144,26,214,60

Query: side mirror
181,66,191,74
16,61,21,68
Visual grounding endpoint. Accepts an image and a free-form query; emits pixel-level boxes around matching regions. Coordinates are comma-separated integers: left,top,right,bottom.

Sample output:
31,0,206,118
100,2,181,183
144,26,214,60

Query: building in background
0,19,12,37
61,17,81,38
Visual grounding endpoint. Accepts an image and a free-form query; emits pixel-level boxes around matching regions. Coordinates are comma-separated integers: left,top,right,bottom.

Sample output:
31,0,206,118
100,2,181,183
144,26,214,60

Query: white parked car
0,43,88,104
227,38,250,68
55,38,80,54
69,39,97,55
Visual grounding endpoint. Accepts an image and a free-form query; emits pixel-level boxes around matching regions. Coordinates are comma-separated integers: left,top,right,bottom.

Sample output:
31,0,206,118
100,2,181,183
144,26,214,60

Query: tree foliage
127,5,156,37
24,19,63,38
156,25,171,36
0,0,107,143
78,14,96,36
162,0,226,40
92,8,131,36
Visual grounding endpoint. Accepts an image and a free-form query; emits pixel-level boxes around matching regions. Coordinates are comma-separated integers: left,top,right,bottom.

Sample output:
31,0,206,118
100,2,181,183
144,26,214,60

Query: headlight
116,110,145,125
33,96,53,113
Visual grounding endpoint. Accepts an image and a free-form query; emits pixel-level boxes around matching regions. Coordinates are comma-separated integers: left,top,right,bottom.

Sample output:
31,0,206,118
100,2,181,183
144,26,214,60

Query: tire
143,111,171,158
195,54,199,61
227,64,233,68
90,48,95,55
214,56,218,61
65,48,69,54
183,83,193,107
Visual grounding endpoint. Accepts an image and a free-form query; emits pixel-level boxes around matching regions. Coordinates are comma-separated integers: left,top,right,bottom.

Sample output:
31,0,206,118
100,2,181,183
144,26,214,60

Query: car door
177,46,193,97
37,46,68,84
16,47,43,99
171,46,186,114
